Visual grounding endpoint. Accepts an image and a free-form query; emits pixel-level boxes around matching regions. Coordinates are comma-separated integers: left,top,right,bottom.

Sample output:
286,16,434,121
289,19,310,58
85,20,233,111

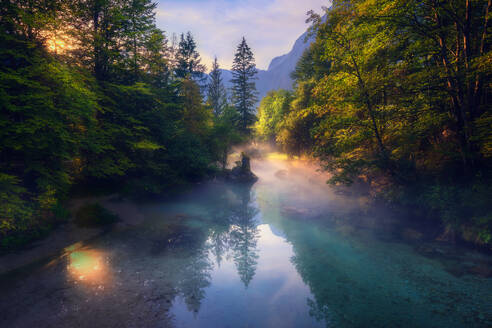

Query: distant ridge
210,24,316,108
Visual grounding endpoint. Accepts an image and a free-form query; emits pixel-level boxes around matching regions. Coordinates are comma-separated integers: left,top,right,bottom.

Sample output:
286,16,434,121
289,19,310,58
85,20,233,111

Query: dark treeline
0,0,258,247
255,0,492,248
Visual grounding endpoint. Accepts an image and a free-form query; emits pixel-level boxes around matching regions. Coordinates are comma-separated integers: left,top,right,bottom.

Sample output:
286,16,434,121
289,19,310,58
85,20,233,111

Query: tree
258,0,491,247
142,28,171,87
211,105,243,169
207,57,228,116
231,37,258,133
180,79,212,137
0,32,102,241
174,31,206,81
68,0,124,81
254,89,293,142
389,0,492,171
121,0,157,82
0,0,226,248
0,0,65,41
229,186,259,287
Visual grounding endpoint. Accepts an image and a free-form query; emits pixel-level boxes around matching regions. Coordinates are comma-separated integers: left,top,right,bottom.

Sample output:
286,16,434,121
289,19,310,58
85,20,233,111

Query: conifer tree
174,31,205,81
142,28,170,87
121,0,157,82
231,37,258,132
69,0,123,81
207,57,227,116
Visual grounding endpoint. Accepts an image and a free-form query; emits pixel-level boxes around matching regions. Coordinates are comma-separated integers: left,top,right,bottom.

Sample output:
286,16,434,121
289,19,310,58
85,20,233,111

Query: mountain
257,29,315,98
215,27,315,107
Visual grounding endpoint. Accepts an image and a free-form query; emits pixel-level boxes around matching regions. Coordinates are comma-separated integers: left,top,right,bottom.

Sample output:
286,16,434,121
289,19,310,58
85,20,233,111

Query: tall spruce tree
231,37,258,132
142,28,170,87
69,0,123,81
121,0,157,82
174,31,205,81
207,57,227,116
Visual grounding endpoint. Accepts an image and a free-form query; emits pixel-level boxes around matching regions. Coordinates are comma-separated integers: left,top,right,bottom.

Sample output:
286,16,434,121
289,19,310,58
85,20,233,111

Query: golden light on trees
45,34,74,54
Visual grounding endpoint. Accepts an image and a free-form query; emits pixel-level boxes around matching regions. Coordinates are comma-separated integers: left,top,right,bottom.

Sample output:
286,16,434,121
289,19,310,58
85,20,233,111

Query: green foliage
207,57,228,116
254,89,293,142
231,37,258,133
211,105,244,169
277,0,491,182
0,174,34,237
120,0,157,82
262,0,492,246
382,176,492,247
174,32,206,81
276,81,319,156
0,0,242,248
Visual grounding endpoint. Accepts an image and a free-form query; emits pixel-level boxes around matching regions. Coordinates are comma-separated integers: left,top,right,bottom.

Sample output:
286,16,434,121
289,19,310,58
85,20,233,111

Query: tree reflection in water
0,182,263,326
206,183,260,288
174,182,260,315
228,185,260,287
176,247,213,314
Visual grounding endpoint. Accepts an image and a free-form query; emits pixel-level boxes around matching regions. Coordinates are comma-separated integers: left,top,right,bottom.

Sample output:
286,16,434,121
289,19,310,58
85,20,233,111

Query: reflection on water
171,223,321,328
0,154,491,328
63,243,110,286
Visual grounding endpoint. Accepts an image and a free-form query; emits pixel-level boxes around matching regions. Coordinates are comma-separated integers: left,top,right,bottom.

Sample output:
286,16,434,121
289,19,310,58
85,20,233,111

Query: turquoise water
0,156,490,327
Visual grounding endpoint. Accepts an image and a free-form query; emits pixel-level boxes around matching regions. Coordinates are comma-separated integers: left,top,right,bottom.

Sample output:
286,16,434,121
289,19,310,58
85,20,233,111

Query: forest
0,0,491,250
0,0,258,248
255,0,492,248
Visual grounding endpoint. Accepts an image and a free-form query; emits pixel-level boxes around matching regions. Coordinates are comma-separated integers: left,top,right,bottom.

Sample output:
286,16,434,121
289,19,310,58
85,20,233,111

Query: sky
155,0,329,71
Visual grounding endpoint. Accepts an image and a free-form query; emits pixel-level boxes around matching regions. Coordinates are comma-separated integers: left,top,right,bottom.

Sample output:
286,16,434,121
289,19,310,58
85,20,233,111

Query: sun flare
45,35,74,54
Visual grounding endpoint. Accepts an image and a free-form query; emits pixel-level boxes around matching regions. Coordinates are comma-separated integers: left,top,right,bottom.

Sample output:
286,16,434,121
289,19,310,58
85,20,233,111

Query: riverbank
0,155,259,275
1,154,491,328
246,144,492,252
1,149,490,278
0,194,142,275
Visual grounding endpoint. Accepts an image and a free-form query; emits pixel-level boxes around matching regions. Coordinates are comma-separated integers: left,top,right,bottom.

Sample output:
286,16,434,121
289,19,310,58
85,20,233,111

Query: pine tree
142,28,170,87
121,0,157,82
69,0,123,81
174,32,205,81
181,79,212,137
207,57,227,116
231,37,258,133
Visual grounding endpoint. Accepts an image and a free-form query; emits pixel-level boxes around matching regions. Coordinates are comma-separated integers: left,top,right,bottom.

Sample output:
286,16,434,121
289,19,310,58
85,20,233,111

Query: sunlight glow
64,244,110,285
45,35,74,54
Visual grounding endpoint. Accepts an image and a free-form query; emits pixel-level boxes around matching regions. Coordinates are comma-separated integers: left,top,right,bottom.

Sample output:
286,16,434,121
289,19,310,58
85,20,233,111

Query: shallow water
0,156,491,328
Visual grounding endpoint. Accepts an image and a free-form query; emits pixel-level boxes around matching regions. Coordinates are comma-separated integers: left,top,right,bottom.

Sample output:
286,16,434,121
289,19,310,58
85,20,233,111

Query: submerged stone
275,169,288,180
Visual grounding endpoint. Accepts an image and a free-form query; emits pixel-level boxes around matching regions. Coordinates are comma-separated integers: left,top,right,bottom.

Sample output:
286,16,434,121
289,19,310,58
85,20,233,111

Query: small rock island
226,153,258,184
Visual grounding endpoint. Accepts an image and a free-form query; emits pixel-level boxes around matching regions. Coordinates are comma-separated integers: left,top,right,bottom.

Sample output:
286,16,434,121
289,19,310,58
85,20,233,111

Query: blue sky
155,0,330,70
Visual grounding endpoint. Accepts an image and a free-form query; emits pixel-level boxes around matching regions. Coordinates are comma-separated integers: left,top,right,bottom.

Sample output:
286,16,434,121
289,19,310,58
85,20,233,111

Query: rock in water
227,153,258,184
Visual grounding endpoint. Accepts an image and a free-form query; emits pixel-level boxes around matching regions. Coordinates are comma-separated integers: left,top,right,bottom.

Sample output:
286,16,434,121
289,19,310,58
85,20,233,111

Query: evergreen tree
207,57,227,116
231,37,258,133
174,32,205,81
181,79,212,137
142,28,170,87
121,0,157,82
69,0,124,81
0,0,224,247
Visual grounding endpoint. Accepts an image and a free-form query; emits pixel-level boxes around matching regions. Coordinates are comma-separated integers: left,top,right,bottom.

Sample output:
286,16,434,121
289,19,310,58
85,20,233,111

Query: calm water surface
0,155,491,327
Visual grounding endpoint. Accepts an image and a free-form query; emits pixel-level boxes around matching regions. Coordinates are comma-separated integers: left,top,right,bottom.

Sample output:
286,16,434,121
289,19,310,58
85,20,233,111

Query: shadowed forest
1,0,255,247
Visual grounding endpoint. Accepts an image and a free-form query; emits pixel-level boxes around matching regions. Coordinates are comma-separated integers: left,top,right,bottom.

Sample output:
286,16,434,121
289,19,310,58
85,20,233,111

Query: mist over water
0,152,491,327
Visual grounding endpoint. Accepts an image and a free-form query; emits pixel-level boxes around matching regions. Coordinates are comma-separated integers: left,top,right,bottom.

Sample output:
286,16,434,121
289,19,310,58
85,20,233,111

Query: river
0,153,491,327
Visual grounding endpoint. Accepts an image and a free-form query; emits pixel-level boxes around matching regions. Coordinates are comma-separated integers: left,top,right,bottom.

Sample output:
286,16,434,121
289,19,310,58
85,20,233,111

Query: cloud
155,0,329,70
